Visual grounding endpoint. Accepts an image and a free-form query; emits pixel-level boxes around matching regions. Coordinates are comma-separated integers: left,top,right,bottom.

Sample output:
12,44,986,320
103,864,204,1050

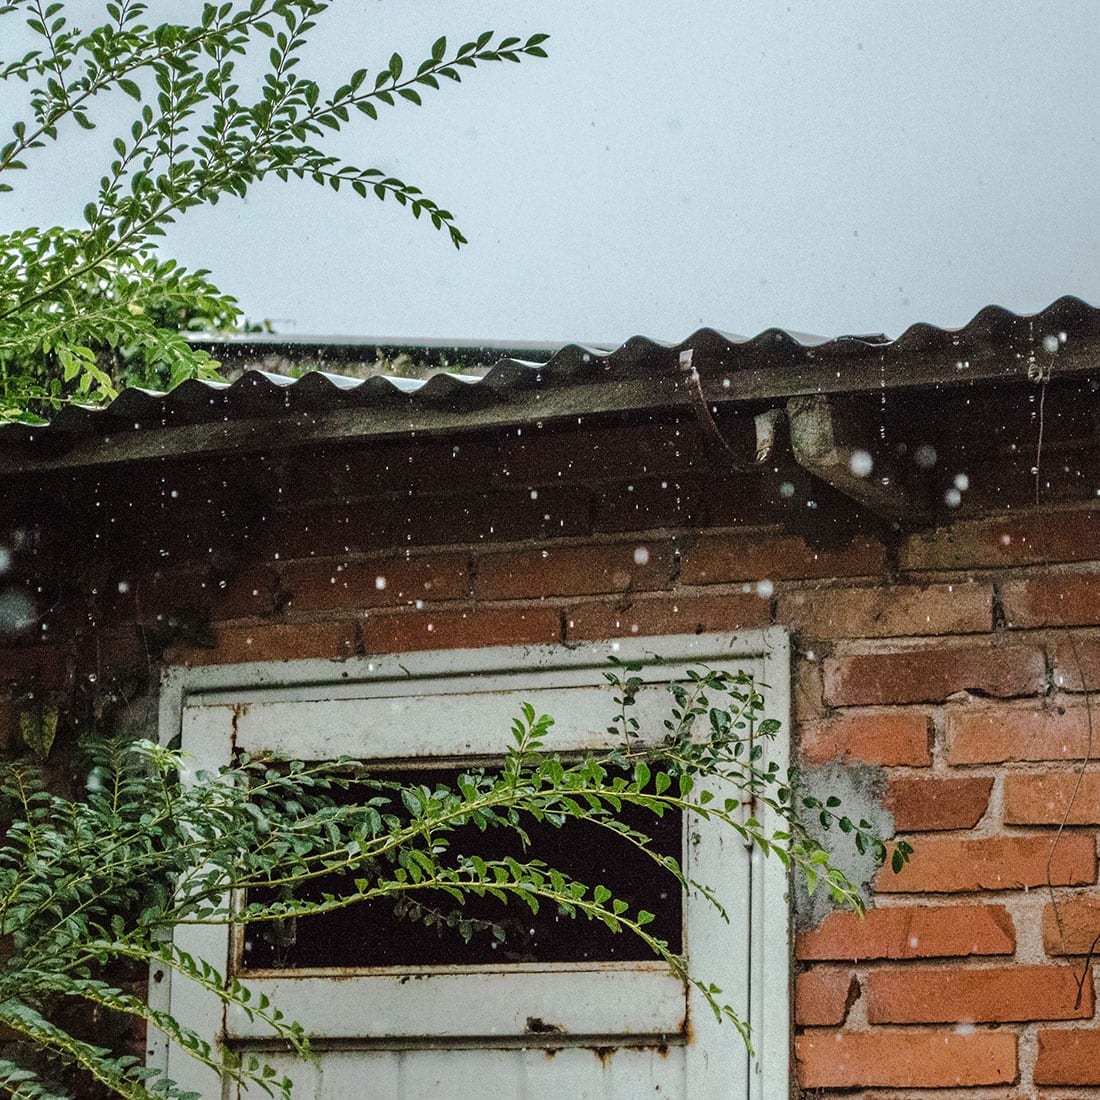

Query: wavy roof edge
6,295,1100,440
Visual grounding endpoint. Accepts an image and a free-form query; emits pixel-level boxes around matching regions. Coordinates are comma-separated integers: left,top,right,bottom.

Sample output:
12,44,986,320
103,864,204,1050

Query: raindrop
1041,334,1060,355
375,576,387,590
633,546,650,566
848,450,873,478
0,548,8,574
779,481,795,498
0,590,35,634
755,579,774,598
944,488,962,508
117,581,130,594
914,444,937,469
530,490,538,500
953,473,969,491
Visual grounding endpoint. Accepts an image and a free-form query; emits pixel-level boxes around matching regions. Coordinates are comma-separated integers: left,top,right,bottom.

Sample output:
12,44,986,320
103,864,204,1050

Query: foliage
0,1,550,421
0,663,898,1098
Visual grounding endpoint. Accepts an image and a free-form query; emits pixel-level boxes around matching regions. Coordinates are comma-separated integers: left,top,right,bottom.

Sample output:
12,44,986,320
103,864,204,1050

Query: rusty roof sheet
4,295,1099,445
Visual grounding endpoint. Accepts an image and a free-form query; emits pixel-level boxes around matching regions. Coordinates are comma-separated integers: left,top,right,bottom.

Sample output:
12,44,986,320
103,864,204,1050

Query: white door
155,631,790,1099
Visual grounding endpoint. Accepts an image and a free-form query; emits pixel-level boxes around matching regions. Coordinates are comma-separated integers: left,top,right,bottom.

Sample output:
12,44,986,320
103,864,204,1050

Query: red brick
885,776,994,831
212,565,281,620
591,478,707,534
823,644,1045,706
0,693,17,753
901,508,1100,571
265,502,392,559
111,569,212,621
1050,636,1100,692
565,593,770,640
0,645,64,688
681,530,884,585
1005,772,1100,825
876,834,1097,893
497,422,709,485
779,583,992,638
1002,572,1100,628
799,711,932,766
866,964,1092,1023
947,702,1096,764
359,606,562,654
793,657,825,721
796,904,1016,961
1043,896,1100,955
171,621,357,665
794,969,858,1026
474,542,672,600
1035,1029,1100,1085
399,488,591,546
282,555,468,613
795,1029,1016,1089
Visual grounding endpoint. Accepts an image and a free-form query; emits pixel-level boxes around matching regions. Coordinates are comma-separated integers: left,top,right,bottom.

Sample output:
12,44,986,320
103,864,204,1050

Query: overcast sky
4,1,1099,343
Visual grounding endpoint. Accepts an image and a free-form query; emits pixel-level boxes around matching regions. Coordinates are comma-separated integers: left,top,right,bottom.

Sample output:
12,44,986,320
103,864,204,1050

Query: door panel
239,1045,687,1099
158,633,790,1100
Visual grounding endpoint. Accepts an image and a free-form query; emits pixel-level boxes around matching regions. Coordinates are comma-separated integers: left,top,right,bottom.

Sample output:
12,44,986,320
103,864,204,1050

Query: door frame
150,629,790,1099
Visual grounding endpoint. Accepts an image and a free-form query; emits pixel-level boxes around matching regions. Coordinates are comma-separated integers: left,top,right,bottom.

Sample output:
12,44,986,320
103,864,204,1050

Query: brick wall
2,416,1099,1096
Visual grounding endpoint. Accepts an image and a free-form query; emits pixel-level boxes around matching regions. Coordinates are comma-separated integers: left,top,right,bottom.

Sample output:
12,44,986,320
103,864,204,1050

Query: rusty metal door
156,632,790,1099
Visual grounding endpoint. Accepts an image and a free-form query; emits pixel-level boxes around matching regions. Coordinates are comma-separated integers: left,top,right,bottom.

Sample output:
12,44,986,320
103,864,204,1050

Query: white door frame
151,629,790,1099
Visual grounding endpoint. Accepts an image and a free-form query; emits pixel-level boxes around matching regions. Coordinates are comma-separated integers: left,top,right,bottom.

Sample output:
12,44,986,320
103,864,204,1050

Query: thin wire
1033,360,1096,1006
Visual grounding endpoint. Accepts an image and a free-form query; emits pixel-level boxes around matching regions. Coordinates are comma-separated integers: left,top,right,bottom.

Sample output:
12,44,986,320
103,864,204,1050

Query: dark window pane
242,765,683,970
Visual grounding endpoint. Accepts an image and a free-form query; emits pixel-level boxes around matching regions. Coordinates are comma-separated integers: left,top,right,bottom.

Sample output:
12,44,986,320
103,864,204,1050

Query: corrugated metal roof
3,295,1098,448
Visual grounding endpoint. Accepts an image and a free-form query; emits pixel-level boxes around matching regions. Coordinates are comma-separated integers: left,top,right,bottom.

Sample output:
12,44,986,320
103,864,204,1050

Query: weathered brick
171,621,357,665
794,969,858,1026
793,657,826,721
823,644,1045,706
474,542,672,600
795,1029,1016,1089
565,593,770,640
901,508,1100,571
681,530,884,586
876,834,1097,893
359,606,562,653
1004,772,1100,825
0,693,17,753
497,422,709,485
779,583,992,639
212,565,281,620
1043,896,1100,955
282,555,467,613
884,775,994,831
1035,1028,1100,1085
1050,637,1100,692
1002,572,1100,628
799,711,932,766
110,568,212,621
399,487,591,546
265,502,392,559
866,964,1092,1023
0,645,64,687
796,904,1015,961
946,702,1096,764
591,477,707,534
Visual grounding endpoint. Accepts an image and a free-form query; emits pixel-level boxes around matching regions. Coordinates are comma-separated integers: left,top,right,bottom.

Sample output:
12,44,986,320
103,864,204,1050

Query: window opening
241,762,683,971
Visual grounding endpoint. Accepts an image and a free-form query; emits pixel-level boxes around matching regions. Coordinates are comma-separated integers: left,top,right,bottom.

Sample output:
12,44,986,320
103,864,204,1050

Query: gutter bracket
786,393,931,526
